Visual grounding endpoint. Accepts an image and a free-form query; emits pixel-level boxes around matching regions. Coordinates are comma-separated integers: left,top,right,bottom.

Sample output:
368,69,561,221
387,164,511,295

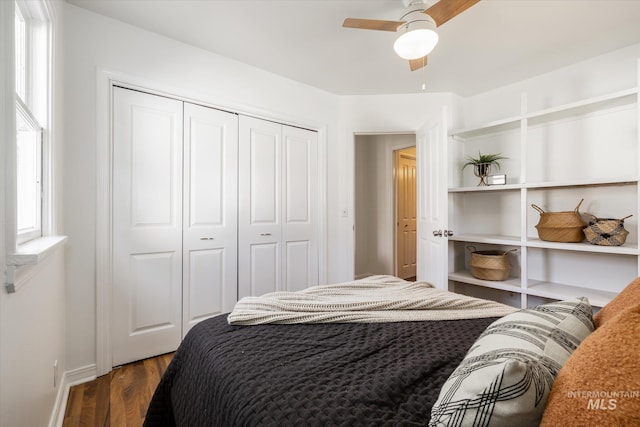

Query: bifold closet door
238,117,283,297
281,125,319,292
238,116,318,298
112,87,183,366
182,103,238,335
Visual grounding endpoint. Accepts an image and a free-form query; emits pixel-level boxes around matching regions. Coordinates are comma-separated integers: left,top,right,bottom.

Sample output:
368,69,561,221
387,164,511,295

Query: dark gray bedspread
144,314,497,427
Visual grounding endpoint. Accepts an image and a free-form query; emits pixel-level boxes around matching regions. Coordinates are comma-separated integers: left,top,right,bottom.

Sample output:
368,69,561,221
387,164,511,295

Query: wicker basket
532,199,587,243
467,246,517,281
584,214,632,246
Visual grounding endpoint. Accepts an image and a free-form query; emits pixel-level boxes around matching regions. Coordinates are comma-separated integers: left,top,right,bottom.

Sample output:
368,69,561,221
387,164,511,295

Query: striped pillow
429,298,594,427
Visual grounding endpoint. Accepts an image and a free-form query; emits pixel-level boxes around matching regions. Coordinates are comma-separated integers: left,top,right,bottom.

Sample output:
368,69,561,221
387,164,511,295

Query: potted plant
462,152,508,186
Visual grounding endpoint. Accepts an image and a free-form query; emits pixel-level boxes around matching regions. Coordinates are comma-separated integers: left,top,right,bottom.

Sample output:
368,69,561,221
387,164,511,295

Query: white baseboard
49,364,97,427
49,371,68,427
66,363,98,386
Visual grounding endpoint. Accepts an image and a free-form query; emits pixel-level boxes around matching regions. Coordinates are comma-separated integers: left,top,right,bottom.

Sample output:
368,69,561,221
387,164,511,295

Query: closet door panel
239,116,282,298
129,253,179,329
250,243,280,296
285,241,310,292
282,126,318,291
183,103,238,335
186,249,224,318
250,133,279,224
112,87,183,366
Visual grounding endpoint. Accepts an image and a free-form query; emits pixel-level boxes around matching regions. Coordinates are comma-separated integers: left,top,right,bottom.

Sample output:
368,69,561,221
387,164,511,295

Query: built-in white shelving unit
446,84,640,309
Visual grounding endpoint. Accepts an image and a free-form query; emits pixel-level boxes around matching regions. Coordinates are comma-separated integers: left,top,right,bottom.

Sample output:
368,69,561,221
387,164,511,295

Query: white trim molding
49,364,97,427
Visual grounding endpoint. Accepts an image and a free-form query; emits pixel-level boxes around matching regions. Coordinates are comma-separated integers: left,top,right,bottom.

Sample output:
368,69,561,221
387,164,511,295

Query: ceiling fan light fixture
393,13,438,60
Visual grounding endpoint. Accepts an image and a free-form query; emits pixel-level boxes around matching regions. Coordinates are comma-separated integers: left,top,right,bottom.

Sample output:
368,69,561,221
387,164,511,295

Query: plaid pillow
430,298,594,427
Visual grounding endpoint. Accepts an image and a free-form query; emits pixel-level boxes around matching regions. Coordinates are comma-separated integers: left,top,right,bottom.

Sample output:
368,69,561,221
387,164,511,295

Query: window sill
8,235,68,266
6,236,68,293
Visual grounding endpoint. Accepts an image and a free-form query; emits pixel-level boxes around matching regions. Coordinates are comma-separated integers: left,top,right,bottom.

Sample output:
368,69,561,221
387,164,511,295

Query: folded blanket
227,275,517,325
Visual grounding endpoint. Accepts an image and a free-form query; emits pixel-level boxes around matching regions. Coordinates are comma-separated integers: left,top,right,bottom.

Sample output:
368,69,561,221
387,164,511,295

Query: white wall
354,137,376,277
0,1,67,426
1,250,67,427
62,3,340,372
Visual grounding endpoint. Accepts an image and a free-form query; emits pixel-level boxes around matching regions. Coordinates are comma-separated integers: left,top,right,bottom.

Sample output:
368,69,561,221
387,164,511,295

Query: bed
143,276,640,427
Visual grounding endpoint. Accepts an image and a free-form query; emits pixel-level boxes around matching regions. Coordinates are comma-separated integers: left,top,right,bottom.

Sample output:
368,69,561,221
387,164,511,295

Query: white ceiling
66,0,640,96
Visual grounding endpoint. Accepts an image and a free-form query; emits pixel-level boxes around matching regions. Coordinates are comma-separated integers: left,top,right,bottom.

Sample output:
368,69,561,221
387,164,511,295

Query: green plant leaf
461,151,508,170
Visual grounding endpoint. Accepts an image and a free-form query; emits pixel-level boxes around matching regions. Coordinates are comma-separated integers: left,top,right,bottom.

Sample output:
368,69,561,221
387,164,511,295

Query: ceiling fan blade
409,56,428,71
343,18,405,32
424,0,480,27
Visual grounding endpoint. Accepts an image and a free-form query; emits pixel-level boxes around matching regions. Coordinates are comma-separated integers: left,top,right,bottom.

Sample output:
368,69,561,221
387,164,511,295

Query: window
14,0,50,245
16,102,43,241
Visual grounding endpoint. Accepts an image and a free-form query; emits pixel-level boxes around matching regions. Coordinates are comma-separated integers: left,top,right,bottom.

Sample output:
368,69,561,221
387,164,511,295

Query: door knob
444,230,454,237
432,230,443,237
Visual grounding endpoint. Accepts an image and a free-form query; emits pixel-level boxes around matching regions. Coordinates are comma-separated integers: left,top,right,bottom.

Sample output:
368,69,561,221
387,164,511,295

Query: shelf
525,238,639,255
449,116,521,140
450,235,639,255
449,88,638,140
449,271,521,293
450,234,520,246
524,280,617,308
525,177,638,190
526,88,638,126
448,273,617,308
446,85,639,310
448,183,522,193
449,177,638,193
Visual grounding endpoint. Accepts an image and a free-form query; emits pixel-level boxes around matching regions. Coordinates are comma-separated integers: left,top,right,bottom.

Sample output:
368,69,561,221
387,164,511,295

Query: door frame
95,69,328,376
393,145,417,279
351,133,416,279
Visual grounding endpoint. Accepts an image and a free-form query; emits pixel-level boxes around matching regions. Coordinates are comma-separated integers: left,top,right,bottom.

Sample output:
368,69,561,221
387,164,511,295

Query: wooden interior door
396,148,417,279
182,103,238,335
112,87,183,366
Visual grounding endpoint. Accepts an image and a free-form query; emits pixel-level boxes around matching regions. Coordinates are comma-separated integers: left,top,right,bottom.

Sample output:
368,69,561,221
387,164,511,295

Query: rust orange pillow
540,304,640,426
594,276,640,328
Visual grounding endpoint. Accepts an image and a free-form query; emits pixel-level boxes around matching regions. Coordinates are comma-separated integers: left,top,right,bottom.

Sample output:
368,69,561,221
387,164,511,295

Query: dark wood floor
62,352,174,427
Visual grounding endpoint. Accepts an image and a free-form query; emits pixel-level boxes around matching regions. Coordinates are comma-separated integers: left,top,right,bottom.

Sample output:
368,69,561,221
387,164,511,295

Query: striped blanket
227,275,517,325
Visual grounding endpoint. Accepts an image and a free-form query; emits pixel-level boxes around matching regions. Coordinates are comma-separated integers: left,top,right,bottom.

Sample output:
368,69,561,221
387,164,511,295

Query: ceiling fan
343,0,480,71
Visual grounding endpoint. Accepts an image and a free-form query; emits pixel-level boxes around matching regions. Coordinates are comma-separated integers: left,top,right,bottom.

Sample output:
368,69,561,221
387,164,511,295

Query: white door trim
95,68,328,376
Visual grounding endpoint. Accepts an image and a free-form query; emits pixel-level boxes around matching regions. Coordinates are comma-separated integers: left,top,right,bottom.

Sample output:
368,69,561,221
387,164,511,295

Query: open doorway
354,134,416,280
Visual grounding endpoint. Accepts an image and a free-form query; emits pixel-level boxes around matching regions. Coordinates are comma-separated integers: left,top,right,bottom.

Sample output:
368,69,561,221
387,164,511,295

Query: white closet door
112,87,183,366
238,116,283,298
182,103,238,335
282,125,318,291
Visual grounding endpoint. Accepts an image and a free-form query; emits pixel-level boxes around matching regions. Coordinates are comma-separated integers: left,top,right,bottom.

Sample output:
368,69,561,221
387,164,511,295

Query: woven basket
467,246,517,281
584,214,632,246
532,199,587,243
